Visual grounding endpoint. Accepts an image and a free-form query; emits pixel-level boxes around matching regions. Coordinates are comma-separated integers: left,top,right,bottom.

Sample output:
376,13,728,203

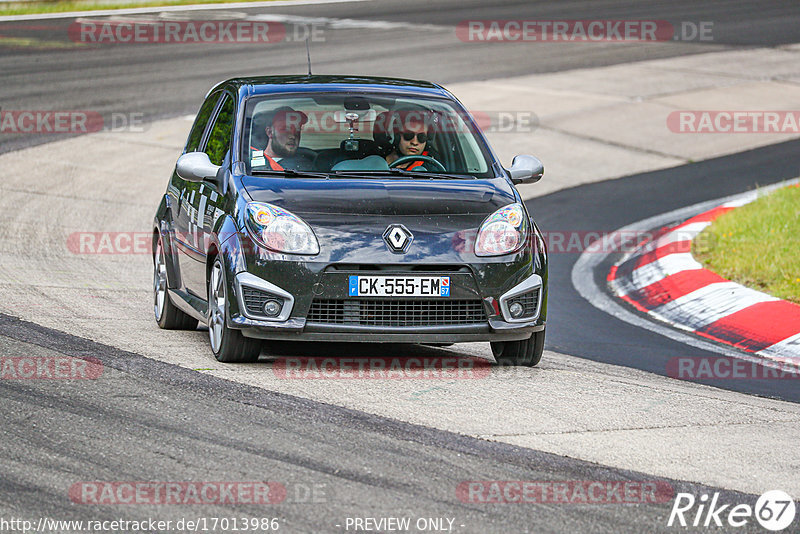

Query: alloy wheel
208,261,226,353
153,241,167,321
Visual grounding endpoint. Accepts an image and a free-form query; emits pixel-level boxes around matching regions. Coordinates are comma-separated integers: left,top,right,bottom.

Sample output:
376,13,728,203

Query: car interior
242,94,492,177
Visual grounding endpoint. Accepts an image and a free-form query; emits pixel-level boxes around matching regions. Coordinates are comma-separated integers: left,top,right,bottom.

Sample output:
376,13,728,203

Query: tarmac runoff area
1,46,800,496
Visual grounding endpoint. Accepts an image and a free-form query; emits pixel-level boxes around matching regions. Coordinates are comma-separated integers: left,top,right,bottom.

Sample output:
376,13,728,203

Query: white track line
642,221,710,252
648,282,779,331
248,13,444,31
627,252,703,291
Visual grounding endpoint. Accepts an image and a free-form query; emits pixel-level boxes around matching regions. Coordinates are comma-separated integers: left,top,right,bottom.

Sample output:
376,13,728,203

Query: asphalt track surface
1,314,768,533
3,0,800,154
1,0,800,532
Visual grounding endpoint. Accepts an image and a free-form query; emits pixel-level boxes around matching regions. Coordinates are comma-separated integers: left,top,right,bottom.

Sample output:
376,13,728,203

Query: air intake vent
507,288,540,319
242,286,284,317
307,299,486,327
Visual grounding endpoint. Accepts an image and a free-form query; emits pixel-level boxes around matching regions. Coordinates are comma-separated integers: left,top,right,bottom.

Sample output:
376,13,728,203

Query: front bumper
228,267,546,343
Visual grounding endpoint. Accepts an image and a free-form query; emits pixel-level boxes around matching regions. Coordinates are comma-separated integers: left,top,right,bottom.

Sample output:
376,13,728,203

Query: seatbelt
264,153,284,171
406,150,429,170
251,146,284,171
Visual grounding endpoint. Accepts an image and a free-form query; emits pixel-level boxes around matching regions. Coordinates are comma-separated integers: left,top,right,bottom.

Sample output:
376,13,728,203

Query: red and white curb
607,187,800,365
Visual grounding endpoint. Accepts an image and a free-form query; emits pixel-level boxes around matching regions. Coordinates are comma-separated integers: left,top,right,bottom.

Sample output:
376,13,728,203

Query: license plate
348,276,450,297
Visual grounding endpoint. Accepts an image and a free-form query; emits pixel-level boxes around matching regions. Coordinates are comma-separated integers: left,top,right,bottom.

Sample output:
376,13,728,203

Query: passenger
384,112,432,170
252,106,314,171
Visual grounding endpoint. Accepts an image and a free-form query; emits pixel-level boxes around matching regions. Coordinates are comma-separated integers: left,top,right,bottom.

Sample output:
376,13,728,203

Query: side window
185,92,221,153
204,95,234,166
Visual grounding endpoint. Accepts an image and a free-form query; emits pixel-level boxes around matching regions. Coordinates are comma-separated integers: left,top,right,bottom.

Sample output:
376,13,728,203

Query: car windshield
241,92,496,178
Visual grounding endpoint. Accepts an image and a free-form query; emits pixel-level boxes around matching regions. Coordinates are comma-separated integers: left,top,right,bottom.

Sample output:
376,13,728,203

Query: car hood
239,176,524,263
240,176,517,220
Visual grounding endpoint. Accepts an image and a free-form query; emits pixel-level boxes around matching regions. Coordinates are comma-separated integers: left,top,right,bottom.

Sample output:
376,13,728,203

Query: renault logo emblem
383,224,413,254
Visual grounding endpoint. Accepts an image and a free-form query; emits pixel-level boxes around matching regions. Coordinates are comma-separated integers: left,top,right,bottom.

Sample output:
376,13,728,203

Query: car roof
209,75,453,99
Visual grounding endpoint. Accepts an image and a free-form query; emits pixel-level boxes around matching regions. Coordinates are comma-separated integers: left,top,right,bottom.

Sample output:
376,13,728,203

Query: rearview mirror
507,155,544,185
333,109,377,123
176,152,220,183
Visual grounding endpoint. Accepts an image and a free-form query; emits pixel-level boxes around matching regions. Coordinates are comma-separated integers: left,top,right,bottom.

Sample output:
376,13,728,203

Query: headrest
372,111,395,156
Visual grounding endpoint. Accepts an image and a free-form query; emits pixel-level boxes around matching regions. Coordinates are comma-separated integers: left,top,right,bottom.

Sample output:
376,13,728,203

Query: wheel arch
206,214,248,321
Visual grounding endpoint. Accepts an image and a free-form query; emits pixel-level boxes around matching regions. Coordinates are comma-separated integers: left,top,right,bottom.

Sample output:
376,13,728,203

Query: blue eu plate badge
348,276,450,297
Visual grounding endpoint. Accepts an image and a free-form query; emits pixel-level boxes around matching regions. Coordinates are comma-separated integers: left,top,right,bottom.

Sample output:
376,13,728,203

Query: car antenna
305,37,312,76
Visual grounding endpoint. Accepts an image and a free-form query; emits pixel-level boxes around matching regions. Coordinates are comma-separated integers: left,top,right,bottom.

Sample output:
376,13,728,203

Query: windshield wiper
250,168,477,180
333,169,475,180
250,169,331,179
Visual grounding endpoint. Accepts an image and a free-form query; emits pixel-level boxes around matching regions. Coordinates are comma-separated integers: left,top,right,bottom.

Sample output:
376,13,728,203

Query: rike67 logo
668,490,796,531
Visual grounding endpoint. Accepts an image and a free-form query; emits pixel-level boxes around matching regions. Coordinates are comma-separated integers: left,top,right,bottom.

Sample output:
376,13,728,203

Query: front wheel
207,258,262,363
491,329,545,367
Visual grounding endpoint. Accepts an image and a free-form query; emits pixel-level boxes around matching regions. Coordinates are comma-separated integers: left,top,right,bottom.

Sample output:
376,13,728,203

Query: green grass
0,0,278,17
0,35,84,47
693,184,800,304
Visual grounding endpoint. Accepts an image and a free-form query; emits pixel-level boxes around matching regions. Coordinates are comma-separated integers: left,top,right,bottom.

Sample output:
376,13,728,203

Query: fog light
263,299,282,317
509,302,524,318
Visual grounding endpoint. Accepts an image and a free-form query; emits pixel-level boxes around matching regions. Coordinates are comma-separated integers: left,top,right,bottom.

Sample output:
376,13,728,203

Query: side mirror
507,155,544,185
176,152,220,183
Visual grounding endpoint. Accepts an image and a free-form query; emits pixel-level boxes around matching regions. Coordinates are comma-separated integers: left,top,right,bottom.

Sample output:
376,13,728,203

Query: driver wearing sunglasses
385,117,430,170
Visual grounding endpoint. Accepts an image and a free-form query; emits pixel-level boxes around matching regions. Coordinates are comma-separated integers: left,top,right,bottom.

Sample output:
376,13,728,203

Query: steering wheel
388,155,446,173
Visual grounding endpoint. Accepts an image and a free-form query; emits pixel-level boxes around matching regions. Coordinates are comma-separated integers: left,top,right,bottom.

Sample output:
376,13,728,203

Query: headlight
244,202,319,255
475,203,528,256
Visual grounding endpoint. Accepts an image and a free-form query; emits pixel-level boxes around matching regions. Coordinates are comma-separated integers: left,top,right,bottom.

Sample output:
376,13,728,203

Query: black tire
491,329,545,367
207,257,261,363
154,235,198,330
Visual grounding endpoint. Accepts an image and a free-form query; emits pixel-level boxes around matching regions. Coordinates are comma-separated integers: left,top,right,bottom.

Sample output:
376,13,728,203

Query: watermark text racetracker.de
0,109,145,134
67,229,711,255
667,357,800,381
68,19,325,44
69,481,287,505
263,109,541,134
0,356,103,380
456,20,713,42
273,357,491,379
238,108,542,134
667,111,800,133
457,480,674,504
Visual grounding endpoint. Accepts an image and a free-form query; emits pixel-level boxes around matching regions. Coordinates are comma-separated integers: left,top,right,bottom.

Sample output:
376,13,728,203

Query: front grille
242,286,283,317
307,299,486,327
507,288,540,318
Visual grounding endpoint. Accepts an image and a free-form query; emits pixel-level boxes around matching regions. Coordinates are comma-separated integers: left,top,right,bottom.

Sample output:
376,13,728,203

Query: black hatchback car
153,75,547,365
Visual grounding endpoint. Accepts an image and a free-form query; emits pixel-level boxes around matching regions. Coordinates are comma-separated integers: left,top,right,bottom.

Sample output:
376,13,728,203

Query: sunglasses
401,131,428,143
